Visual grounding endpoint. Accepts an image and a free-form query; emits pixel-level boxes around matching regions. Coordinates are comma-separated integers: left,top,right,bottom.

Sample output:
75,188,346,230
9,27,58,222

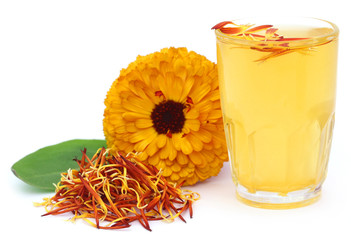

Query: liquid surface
217,26,338,195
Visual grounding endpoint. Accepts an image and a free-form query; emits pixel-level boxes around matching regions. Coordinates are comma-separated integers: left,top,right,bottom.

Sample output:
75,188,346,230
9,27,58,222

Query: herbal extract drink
215,18,339,209
216,19,339,209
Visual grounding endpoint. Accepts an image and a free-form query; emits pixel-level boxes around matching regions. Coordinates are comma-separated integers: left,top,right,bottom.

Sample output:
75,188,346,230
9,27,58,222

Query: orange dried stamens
155,90,165,98
37,148,199,231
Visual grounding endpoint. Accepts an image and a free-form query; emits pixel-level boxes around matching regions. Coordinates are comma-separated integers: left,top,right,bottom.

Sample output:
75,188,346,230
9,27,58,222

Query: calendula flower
103,47,228,186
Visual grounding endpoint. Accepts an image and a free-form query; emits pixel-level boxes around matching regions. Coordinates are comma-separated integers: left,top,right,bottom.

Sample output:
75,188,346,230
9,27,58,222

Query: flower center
151,100,186,135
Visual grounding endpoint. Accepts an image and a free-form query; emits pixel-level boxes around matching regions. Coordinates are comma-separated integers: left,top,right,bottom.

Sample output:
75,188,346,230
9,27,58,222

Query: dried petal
265,28,279,39
211,21,233,30
246,24,273,33
220,27,245,34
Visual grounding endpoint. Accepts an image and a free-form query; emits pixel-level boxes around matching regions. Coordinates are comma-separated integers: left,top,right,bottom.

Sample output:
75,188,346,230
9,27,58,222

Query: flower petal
165,74,183,102
179,76,195,102
189,151,204,166
180,137,193,155
185,108,200,120
186,133,203,152
158,74,171,99
156,134,167,148
170,173,180,182
171,162,182,172
135,118,154,129
146,138,159,156
134,130,157,152
176,151,189,165
195,128,212,143
211,21,234,30
207,109,223,120
196,168,211,181
183,119,200,133
114,125,126,134
174,58,187,81
149,154,160,165
159,137,177,160
169,141,178,160
129,128,157,144
122,99,151,115
179,168,190,177
171,133,182,151
126,122,138,132
156,160,166,171
191,83,211,103
122,112,149,121
163,166,173,177
128,95,154,112
138,151,148,161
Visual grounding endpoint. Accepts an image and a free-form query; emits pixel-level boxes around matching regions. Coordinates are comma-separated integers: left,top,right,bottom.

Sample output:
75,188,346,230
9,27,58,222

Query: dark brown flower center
151,100,186,135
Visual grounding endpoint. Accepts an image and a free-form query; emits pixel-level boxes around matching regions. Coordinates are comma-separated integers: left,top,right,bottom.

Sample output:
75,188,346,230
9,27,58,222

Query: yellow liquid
217,27,338,200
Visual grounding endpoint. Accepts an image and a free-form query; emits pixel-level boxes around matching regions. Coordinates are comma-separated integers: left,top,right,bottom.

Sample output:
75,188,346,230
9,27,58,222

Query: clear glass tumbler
215,17,339,209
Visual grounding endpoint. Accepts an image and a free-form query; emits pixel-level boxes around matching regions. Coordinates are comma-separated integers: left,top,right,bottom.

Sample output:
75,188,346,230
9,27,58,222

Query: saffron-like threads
35,148,199,231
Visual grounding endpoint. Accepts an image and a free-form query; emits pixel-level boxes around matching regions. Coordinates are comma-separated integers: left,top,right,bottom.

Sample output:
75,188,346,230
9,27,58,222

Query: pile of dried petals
35,148,199,231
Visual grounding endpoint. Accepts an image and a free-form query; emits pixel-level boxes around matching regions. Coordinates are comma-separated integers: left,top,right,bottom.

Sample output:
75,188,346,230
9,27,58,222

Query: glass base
235,183,322,209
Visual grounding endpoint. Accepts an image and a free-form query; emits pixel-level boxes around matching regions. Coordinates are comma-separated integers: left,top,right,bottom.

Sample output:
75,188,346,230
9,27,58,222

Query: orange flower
103,47,228,186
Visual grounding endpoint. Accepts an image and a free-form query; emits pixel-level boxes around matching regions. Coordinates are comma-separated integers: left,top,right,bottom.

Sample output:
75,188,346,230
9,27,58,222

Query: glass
215,17,339,209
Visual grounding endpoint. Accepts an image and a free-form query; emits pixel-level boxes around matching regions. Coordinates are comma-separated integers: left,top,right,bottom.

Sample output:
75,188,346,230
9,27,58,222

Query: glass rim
214,17,339,47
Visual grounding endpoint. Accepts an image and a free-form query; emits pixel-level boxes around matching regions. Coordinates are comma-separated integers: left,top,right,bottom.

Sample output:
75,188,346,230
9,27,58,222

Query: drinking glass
215,17,339,209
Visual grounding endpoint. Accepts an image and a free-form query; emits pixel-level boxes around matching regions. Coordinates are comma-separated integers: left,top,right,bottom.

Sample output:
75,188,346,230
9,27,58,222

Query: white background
1,0,350,239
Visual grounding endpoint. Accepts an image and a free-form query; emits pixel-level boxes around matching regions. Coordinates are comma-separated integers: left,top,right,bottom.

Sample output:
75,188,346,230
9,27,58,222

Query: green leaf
11,139,106,191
